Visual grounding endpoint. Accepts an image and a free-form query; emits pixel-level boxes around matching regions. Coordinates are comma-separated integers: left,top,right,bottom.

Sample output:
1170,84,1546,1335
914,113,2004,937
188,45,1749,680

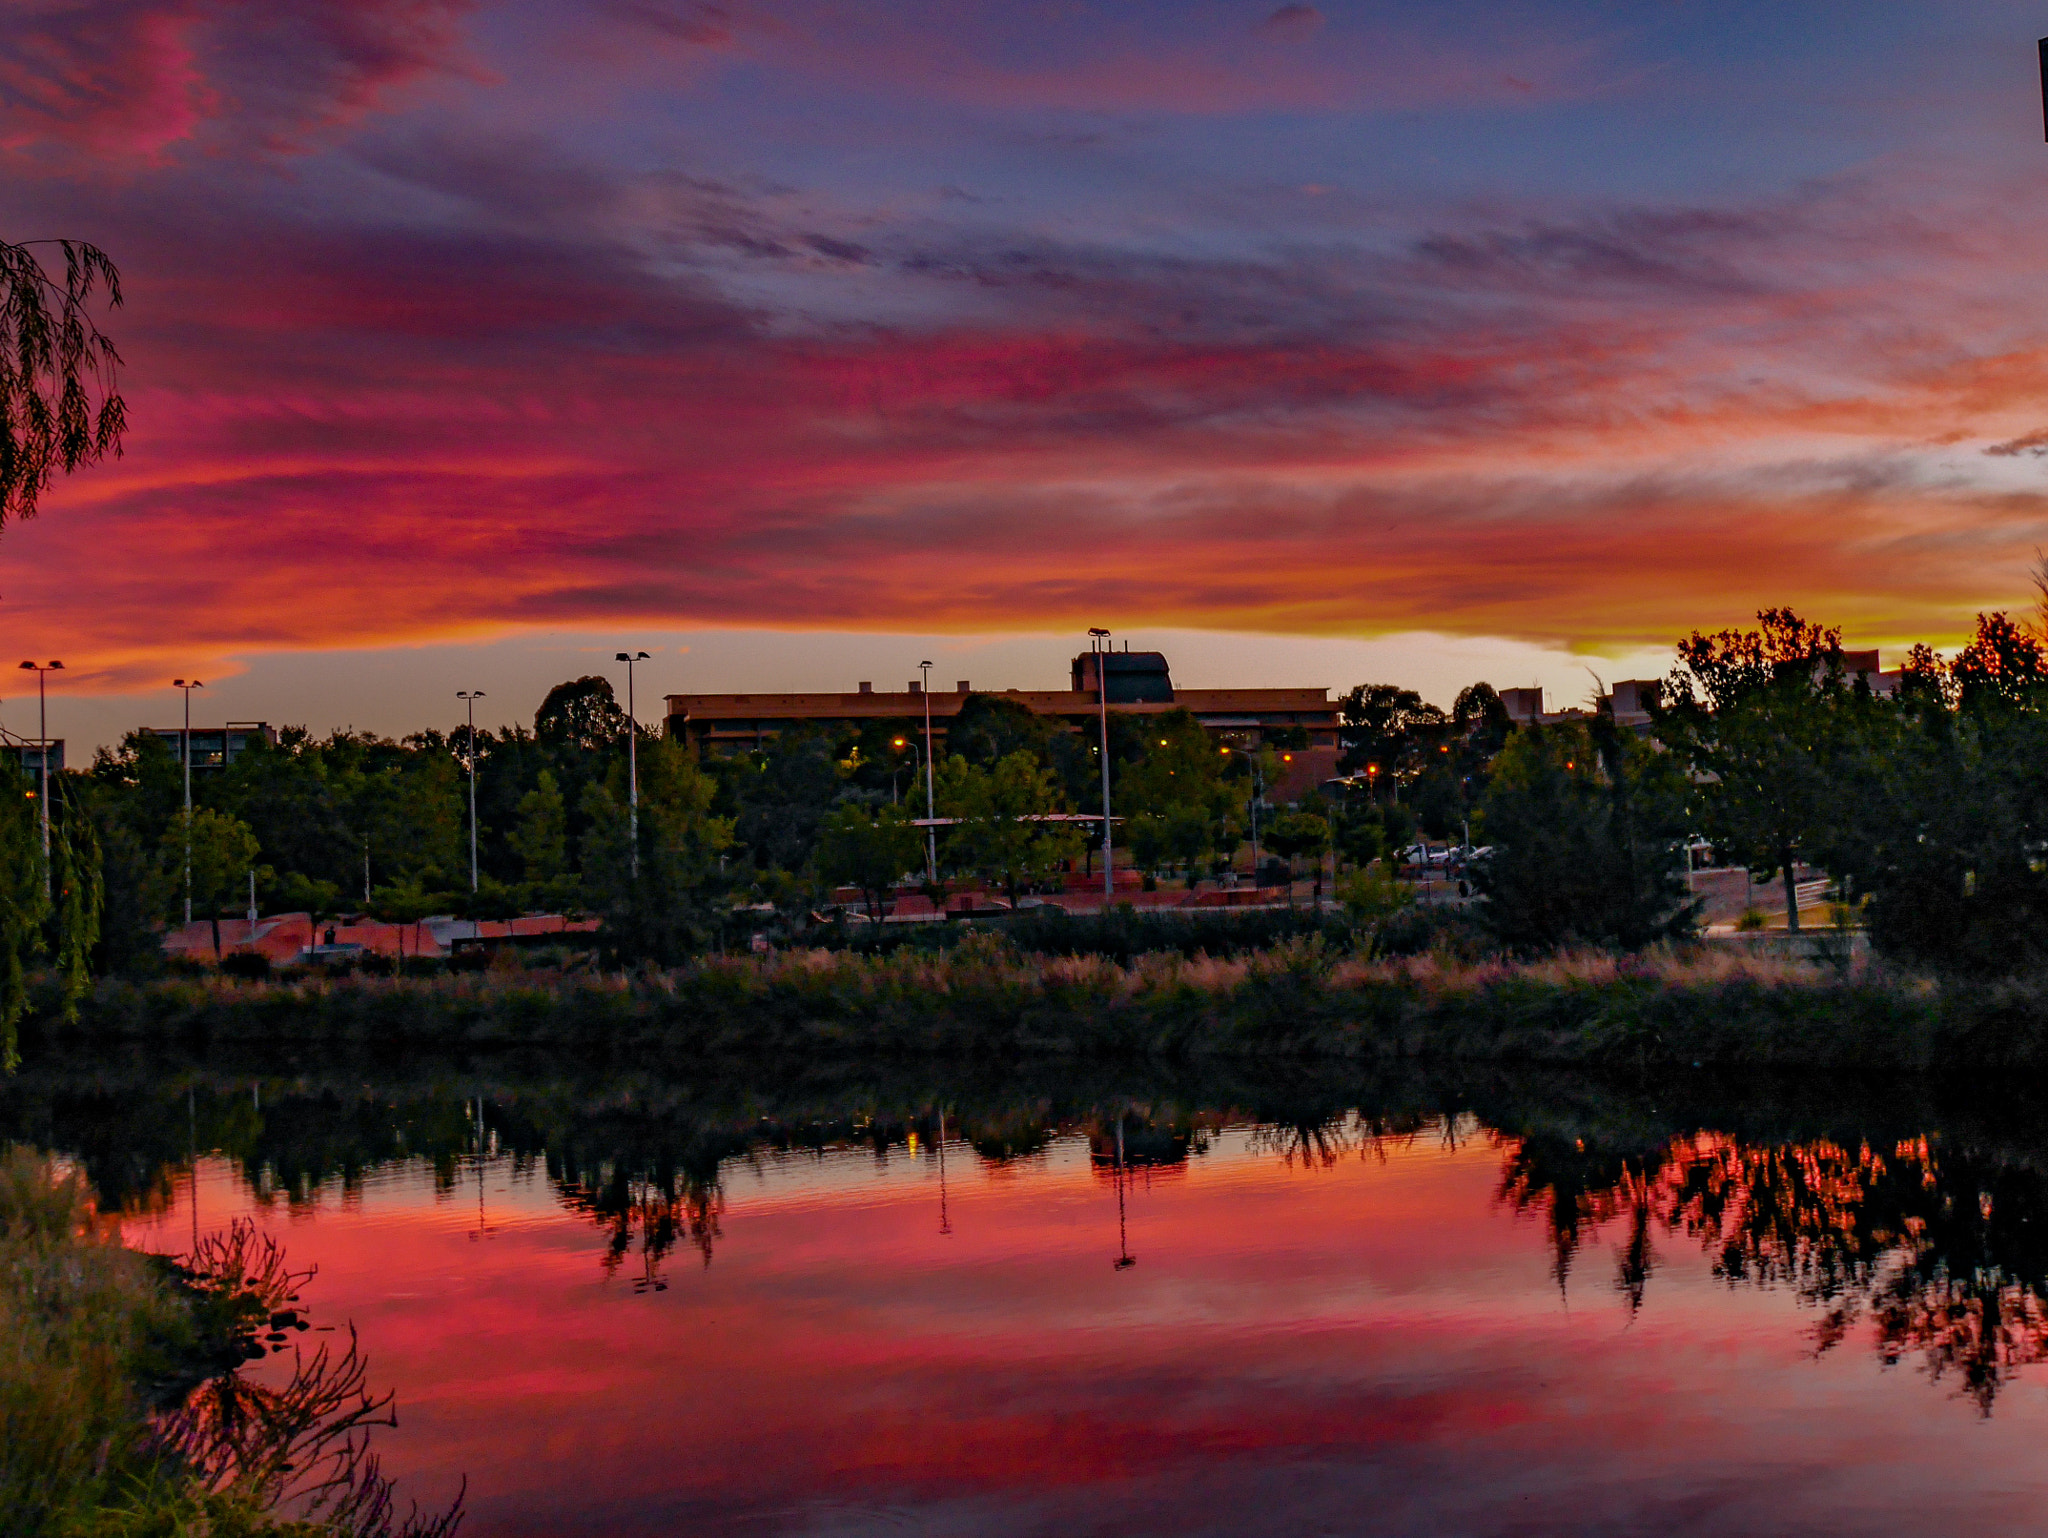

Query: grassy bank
29,938,2048,1072
0,1146,456,1538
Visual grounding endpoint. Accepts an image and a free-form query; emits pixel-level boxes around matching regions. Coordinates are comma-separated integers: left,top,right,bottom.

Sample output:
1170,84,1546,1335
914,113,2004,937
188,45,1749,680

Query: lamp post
456,691,485,896
1251,751,1264,875
614,651,649,878
919,661,937,884
890,735,916,805
172,678,202,923
1088,629,1112,903
18,661,63,899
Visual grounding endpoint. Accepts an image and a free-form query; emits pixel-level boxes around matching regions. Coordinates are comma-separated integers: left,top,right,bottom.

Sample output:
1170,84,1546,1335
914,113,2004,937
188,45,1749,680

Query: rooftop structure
667,651,1339,754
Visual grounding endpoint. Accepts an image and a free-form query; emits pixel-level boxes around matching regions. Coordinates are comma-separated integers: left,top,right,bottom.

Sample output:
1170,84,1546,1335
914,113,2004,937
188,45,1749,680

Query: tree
1842,610,2048,971
1473,718,1695,952
1264,808,1331,906
732,729,841,874
1125,812,1172,882
535,676,630,754
1119,709,1237,875
369,874,452,965
1,237,126,532
352,752,464,893
509,769,569,888
580,736,733,963
270,870,341,955
948,693,1094,804
159,808,260,960
1337,684,1447,793
816,804,921,921
936,750,1079,906
1653,609,1851,933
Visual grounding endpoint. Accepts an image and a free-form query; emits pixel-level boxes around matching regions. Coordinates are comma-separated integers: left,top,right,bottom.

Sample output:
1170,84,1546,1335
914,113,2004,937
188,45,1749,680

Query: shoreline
28,943,2048,1073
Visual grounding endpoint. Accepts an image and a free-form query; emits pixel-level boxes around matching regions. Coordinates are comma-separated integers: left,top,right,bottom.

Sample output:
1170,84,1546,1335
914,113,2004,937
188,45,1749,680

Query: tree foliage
1,237,126,531
1474,718,1696,952
1653,609,1849,933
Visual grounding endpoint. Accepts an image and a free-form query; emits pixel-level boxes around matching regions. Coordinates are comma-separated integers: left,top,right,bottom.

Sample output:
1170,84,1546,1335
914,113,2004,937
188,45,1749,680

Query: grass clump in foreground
0,1145,459,1538
36,933,2045,1072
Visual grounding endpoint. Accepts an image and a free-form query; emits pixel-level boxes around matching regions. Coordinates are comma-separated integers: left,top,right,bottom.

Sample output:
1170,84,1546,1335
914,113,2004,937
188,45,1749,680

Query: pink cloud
0,0,478,164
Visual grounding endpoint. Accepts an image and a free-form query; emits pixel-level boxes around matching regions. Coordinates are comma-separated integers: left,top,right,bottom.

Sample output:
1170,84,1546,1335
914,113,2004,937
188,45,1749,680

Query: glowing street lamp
890,735,917,805
171,677,202,922
18,661,63,899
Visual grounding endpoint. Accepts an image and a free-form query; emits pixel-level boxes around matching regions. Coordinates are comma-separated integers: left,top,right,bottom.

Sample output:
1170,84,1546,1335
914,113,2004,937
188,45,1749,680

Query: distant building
2,737,63,773
666,650,1340,755
1838,649,1902,698
144,722,277,770
1502,648,1899,732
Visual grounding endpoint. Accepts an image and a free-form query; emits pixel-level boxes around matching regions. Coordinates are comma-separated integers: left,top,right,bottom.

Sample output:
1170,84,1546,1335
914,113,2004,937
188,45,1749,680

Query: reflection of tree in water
1500,1129,2048,1412
550,1151,727,1287
1250,1109,1453,1171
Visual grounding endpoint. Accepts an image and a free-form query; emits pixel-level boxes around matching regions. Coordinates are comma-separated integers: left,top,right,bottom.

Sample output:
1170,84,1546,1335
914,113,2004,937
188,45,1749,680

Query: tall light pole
920,660,937,884
456,691,485,895
18,661,63,899
173,677,202,923
615,651,649,878
1088,629,1113,903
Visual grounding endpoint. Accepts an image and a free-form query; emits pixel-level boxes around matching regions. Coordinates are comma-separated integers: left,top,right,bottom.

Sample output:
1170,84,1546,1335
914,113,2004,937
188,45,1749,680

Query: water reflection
12,1056,2048,1418
1502,1126,2048,1413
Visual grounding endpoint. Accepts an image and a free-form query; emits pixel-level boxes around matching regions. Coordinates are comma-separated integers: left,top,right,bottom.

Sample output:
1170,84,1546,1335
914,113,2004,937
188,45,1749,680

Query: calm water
12,1055,2048,1536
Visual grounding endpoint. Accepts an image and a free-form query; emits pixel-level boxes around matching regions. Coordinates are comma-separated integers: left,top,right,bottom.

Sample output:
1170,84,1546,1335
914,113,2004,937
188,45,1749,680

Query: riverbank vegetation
0,1144,457,1536
26,936,2048,1073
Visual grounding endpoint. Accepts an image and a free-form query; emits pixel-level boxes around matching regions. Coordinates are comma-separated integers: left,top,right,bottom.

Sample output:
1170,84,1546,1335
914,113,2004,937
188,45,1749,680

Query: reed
25,938,2024,1071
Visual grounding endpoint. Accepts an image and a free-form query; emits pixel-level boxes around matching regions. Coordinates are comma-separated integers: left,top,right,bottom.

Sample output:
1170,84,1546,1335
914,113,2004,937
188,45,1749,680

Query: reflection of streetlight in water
188,1084,199,1252
1113,1119,1135,1271
937,1108,952,1237
469,1096,498,1243
632,1187,670,1295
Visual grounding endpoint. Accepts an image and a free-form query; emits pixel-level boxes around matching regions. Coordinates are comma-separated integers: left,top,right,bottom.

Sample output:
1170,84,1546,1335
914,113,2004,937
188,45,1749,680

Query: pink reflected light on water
122,1124,2048,1537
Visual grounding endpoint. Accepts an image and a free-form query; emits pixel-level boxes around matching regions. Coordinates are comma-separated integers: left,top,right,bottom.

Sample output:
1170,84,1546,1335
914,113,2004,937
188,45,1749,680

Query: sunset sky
7,0,2048,748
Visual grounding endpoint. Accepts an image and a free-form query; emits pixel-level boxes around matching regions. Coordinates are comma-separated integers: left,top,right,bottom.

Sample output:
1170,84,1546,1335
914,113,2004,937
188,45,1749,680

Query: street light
1088,629,1112,903
456,691,486,895
614,652,650,878
919,661,937,883
18,661,62,899
890,735,916,805
171,678,202,923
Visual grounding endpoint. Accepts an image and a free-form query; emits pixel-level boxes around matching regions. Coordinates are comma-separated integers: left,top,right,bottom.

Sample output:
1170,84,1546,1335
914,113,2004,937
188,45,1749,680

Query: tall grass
0,1144,460,1537
28,937,2016,1071
0,1144,193,1534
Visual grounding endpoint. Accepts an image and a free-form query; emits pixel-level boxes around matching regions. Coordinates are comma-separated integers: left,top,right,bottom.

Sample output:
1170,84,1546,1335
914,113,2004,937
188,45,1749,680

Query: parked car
1400,843,1455,869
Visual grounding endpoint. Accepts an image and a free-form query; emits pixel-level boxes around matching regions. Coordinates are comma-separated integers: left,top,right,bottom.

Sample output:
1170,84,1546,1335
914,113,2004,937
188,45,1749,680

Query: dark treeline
0,676,1425,1021
8,583,2048,1062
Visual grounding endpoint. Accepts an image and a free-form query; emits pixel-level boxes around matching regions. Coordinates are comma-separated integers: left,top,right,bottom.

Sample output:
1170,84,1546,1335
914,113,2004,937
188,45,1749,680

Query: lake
10,1053,2048,1536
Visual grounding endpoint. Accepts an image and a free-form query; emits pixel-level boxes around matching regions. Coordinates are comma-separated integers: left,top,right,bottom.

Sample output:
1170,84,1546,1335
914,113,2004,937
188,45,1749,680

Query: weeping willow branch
0,236,126,530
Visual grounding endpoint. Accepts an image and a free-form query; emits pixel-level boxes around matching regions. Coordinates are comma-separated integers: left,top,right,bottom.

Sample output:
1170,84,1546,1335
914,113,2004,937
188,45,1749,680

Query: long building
665,650,1341,758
